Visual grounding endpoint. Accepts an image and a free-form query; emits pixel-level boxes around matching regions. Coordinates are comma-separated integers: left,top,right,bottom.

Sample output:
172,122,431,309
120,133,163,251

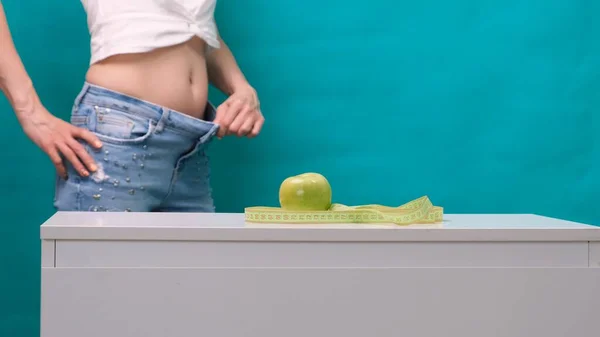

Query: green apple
279,173,332,211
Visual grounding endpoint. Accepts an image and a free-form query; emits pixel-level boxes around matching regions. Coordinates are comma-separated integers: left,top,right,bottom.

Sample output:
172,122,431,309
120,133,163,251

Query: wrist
4,79,45,122
1,76,32,105
229,78,253,94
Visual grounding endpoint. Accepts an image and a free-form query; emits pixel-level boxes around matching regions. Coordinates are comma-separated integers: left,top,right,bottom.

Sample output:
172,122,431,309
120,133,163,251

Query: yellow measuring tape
245,196,443,226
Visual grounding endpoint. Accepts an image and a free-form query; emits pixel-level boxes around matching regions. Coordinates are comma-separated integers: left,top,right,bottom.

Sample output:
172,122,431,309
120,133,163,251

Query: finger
73,126,103,149
57,142,89,177
213,100,229,125
66,137,98,173
214,102,230,138
47,146,68,179
217,99,245,138
228,106,252,136
237,116,255,137
222,99,244,127
249,115,265,138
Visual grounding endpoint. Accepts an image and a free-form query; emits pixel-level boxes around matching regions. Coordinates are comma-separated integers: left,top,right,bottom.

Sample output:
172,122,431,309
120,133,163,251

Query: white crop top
81,0,221,65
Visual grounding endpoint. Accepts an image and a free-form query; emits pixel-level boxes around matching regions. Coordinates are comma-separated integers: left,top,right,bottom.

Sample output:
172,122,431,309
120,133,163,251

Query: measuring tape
245,195,443,225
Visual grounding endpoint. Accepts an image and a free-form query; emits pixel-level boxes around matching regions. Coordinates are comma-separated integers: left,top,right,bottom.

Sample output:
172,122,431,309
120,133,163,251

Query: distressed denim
54,83,219,212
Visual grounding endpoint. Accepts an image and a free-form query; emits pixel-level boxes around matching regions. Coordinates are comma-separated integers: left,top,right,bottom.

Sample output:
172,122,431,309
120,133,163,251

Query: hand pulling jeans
53,82,219,212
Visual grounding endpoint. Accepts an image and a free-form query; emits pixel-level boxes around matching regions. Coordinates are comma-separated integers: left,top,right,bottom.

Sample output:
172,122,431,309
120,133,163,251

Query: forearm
206,35,250,95
0,1,42,121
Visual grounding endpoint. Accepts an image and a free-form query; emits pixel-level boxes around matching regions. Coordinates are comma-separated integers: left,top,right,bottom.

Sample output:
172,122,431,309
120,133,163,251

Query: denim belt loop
155,108,169,133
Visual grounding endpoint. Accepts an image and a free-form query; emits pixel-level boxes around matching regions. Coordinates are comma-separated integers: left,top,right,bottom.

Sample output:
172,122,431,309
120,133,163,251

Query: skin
0,1,264,179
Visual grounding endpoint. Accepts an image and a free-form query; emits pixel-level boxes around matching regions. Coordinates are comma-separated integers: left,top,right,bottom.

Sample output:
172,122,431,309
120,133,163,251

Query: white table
40,212,600,337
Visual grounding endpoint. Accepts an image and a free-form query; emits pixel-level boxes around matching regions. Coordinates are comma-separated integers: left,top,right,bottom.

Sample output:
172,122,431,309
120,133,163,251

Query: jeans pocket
90,105,156,145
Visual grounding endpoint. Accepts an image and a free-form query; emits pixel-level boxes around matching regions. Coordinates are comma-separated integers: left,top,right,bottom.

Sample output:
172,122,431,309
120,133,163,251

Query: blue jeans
54,83,219,212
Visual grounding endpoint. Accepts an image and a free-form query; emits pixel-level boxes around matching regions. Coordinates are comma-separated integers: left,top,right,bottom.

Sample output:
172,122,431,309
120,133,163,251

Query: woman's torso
81,0,220,119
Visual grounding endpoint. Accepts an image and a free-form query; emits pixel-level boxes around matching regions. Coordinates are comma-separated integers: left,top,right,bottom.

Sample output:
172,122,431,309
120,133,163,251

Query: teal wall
1,0,599,335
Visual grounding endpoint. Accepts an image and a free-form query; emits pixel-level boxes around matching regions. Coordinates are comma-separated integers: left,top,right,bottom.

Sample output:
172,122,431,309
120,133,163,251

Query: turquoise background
1,0,599,335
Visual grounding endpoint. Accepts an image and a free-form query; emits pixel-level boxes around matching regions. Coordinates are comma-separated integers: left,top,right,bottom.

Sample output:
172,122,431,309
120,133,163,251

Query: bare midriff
85,37,209,120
